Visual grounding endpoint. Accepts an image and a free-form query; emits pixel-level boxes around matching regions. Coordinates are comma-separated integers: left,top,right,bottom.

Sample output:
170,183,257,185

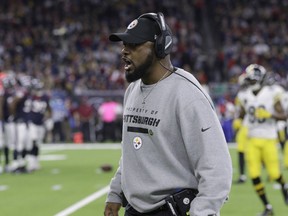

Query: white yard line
39,154,67,161
41,143,122,154
54,185,110,216
42,143,122,151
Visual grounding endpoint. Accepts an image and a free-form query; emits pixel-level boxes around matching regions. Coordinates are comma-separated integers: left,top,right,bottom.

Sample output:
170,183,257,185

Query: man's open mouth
122,56,133,71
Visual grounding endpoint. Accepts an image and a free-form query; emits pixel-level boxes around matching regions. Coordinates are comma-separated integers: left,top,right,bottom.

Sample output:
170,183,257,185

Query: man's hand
255,108,272,119
104,202,121,216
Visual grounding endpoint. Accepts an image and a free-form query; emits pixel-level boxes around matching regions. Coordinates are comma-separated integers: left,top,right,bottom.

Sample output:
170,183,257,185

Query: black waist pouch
165,188,198,216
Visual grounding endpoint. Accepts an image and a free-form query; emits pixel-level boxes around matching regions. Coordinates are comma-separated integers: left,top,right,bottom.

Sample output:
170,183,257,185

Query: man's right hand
104,202,121,216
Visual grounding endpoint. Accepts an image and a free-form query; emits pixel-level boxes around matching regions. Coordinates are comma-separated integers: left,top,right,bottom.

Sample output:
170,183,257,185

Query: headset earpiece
138,12,173,58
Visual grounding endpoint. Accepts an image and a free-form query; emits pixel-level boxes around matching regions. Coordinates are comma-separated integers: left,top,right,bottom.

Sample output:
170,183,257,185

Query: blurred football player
280,90,288,169
26,78,51,171
1,73,17,173
9,74,32,173
285,133,288,170
237,64,288,216
265,71,287,154
233,72,249,184
0,72,6,174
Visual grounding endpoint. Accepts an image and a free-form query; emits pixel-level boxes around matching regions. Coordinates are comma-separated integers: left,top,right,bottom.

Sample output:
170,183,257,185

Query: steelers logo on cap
127,19,138,29
133,136,142,150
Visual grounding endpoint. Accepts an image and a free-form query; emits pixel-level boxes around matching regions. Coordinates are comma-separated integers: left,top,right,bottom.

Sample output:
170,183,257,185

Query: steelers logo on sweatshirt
133,137,142,150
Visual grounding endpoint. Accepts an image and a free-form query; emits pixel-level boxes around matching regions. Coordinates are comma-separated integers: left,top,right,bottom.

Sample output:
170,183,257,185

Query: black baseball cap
109,17,160,44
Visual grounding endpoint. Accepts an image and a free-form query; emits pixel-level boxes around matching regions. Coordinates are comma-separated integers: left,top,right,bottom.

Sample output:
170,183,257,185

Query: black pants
80,121,91,142
124,204,173,216
102,122,117,141
52,121,65,142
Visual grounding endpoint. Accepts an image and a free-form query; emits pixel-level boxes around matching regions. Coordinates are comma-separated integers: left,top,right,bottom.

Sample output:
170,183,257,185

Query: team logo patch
133,136,142,150
127,19,138,29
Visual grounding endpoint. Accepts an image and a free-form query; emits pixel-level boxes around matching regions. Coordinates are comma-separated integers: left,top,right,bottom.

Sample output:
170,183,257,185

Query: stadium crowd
0,0,288,144
0,0,206,143
208,0,288,83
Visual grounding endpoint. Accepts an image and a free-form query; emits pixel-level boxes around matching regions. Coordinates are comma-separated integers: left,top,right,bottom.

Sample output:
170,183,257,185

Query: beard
125,52,154,83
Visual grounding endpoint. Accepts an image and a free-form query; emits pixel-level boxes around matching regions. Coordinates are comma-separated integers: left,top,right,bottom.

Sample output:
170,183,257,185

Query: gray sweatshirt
106,68,232,216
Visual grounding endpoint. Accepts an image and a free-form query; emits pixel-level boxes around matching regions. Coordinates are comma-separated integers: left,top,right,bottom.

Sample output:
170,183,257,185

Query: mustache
121,56,132,64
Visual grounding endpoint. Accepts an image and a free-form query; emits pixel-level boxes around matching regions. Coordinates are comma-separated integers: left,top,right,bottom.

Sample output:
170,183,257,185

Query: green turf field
0,144,287,216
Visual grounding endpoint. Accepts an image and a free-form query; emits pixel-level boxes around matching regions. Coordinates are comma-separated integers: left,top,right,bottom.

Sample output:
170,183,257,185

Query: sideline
54,185,110,216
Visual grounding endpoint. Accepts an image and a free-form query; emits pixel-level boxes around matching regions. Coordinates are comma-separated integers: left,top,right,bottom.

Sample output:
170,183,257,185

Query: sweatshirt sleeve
180,98,232,216
106,85,132,204
105,157,123,204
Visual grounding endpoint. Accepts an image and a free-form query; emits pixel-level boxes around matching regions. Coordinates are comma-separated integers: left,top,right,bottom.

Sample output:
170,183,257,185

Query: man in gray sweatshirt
104,12,232,216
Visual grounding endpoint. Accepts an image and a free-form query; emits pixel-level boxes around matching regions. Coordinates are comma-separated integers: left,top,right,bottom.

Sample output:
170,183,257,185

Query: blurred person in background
217,96,235,143
265,71,288,170
279,87,288,170
50,81,69,143
98,97,123,142
0,72,6,173
265,72,287,154
1,73,17,173
26,78,51,172
233,72,249,184
75,96,94,142
237,64,288,216
9,74,32,173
